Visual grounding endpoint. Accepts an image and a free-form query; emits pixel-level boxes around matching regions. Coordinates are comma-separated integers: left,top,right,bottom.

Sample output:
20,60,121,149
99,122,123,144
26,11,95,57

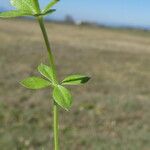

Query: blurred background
0,0,150,149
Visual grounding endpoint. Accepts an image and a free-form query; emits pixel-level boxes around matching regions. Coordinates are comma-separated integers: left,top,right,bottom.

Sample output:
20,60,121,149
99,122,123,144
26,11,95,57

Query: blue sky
1,0,150,28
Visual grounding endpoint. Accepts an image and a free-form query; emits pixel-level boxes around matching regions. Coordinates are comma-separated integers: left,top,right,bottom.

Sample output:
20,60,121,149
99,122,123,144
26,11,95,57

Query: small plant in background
0,0,90,150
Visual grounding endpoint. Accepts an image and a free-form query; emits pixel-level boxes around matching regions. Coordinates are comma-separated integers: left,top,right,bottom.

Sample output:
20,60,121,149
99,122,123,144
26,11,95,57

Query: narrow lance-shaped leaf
53,85,72,110
62,75,90,85
41,9,56,16
0,10,31,18
38,63,55,83
20,77,51,90
42,0,59,13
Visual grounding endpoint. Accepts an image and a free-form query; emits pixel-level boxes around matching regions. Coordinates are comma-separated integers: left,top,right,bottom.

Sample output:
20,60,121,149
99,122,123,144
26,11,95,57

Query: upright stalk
53,103,59,150
37,16,57,82
37,16,59,150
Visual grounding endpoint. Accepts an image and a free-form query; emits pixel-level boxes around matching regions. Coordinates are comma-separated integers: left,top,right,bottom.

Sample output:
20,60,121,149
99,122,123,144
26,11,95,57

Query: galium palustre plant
0,0,90,149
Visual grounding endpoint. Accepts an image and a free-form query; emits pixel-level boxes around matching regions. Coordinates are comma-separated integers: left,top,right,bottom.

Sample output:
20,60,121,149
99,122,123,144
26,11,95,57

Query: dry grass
0,19,150,150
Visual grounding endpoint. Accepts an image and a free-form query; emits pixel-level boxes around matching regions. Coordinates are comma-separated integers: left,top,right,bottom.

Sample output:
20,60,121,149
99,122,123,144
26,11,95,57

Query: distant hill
0,7,149,31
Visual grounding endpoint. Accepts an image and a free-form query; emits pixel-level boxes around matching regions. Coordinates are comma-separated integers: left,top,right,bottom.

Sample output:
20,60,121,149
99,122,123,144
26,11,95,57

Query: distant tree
64,15,75,24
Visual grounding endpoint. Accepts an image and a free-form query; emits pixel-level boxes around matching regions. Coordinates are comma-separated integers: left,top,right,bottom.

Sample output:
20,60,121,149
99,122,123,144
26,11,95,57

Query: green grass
0,19,150,150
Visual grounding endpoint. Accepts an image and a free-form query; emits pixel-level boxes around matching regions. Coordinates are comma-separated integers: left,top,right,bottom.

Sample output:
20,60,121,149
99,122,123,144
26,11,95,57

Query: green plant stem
37,16,57,82
33,0,41,14
37,16,59,150
54,102,59,150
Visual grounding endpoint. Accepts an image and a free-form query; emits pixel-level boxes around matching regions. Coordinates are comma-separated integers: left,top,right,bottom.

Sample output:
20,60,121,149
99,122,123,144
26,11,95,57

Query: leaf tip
19,80,27,88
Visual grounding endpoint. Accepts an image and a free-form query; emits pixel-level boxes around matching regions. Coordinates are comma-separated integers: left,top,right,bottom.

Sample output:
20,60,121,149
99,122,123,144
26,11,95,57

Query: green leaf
42,0,59,13
41,9,56,16
53,85,72,110
62,75,90,85
0,10,31,18
38,64,55,83
11,0,38,14
20,77,51,89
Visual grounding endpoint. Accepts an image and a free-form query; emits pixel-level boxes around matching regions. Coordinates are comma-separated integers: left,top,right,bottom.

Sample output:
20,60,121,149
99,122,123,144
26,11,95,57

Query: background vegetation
0,19,150,150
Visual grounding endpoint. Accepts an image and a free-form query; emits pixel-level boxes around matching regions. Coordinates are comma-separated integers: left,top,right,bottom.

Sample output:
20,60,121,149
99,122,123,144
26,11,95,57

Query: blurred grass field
0,19,150,150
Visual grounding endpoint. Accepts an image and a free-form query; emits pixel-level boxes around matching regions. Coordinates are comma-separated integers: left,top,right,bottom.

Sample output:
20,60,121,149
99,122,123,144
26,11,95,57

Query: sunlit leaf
62,75,90,85
38,63,55,83
0,0,58,18
20,77,51,89
11,0,38,14
53,85,72,110
42,0,59,13
41,9,56,16
0,10,31,18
